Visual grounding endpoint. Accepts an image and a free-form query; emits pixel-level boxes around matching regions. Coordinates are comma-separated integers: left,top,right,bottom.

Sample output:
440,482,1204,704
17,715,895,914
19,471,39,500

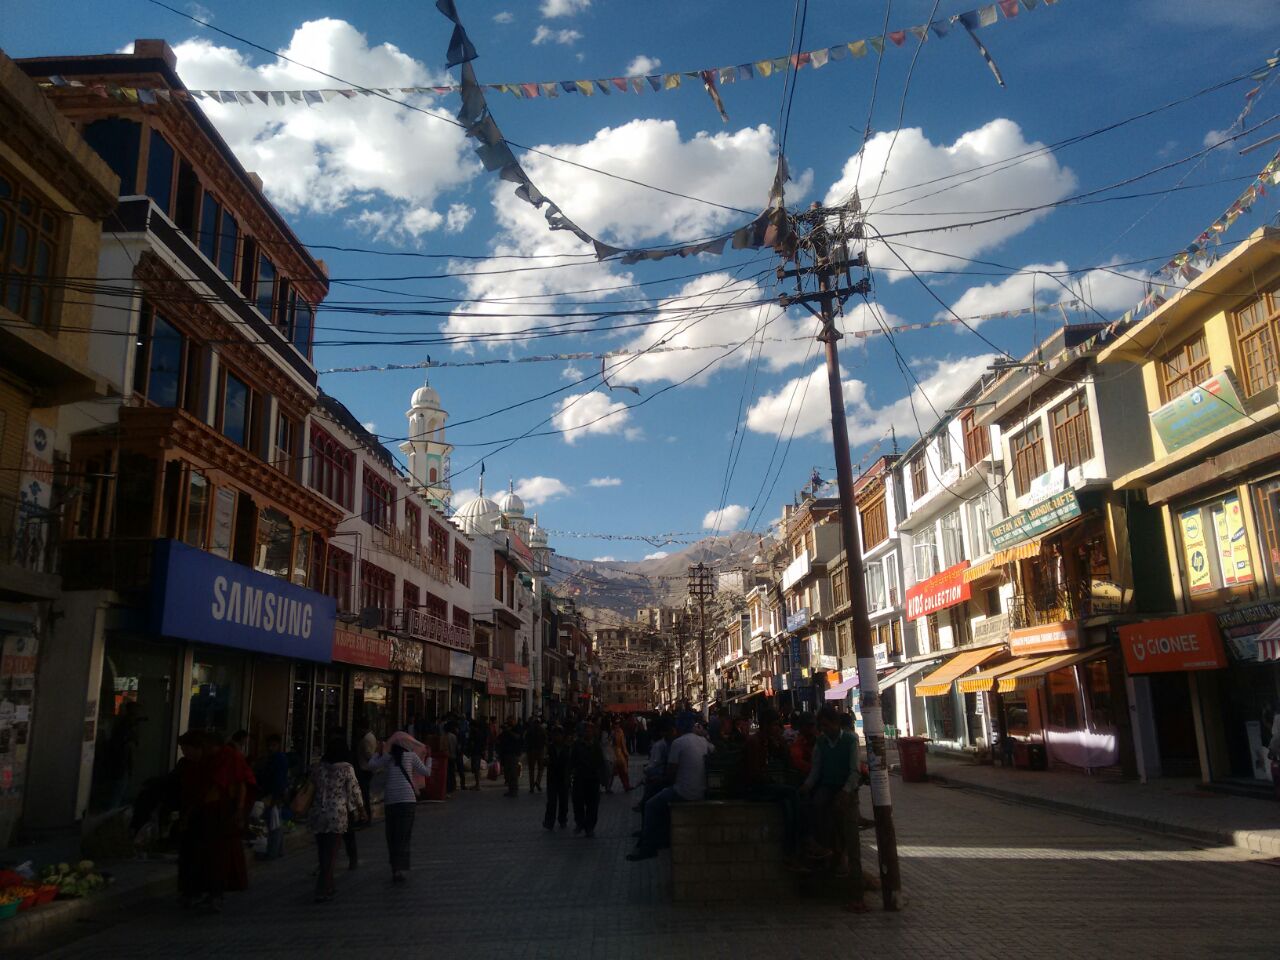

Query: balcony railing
0,494,58,577
370,525,452,586
391,607,472,651
1009,580,1091,630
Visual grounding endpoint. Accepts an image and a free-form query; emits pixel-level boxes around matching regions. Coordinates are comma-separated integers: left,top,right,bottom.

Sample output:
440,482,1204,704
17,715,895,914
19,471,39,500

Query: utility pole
688,563,715,719
779,200,902,911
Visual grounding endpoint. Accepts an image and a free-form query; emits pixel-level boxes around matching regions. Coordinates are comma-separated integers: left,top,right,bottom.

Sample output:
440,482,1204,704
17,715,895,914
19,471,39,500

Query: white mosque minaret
400,377,453,511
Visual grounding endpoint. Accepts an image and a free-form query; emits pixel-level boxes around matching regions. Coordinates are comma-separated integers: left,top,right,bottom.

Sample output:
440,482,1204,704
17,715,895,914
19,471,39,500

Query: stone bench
669,801,790,901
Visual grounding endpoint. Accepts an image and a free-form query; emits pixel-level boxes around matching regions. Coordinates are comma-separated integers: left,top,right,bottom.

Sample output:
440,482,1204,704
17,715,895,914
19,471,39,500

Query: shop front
422,641,452,724
914,645,999,749
1209,601,1280,784
504,663,531,719
486,667,508,720
448,650,476,718
389,636,426,734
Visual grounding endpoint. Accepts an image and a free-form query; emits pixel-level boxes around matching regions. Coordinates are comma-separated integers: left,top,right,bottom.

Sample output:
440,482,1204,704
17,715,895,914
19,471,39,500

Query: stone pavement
13,764,1280,960
923,753,1280,857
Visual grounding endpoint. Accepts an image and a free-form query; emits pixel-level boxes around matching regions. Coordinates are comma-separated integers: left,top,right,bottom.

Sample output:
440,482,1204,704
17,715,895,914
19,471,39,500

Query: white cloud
493,11,515,23
451,486,480,509
532,26,583,45
541,0,590,16
626,55,661,76
1203,127,1232,151
592,555,616,562
185,1,213,24
445,203,475,233
826,119,1077,274
442,120,811,348
644,550,669,560
703,505,749,531
562,363,585,381
514,476,570,505
941,261,1152,326
552,392,631,443
172,21,476,239
746,355,997,445
623,426,645,441
588,476,622,487
361,420,377,433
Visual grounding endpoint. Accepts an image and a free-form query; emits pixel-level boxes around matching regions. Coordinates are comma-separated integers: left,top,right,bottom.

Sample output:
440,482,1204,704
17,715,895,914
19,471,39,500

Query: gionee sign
1119,612,1227,674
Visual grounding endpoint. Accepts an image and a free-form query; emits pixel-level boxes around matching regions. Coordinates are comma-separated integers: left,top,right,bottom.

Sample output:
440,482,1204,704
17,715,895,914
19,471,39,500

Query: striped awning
991,537,1045,567
963,555,1000,583
1257,618,1280,661
956,657,1032,694
914,646,1002,698
996,647,1107,694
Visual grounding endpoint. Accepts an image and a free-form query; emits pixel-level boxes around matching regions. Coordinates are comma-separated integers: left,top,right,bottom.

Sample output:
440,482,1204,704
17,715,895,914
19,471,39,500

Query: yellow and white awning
956,657,1032,694
995,648,1107,694
914,646,1002,698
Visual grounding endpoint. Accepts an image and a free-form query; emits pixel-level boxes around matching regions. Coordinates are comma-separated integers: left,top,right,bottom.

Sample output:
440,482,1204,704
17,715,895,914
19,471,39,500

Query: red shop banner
332,627,391,669
906,560,972,620
1119,612,1228,674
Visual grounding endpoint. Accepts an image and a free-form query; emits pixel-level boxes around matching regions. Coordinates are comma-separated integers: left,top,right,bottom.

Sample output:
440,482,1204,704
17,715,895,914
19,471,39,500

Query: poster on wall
1179,508,1214,596
13,413,56,570
1212,495,1253,587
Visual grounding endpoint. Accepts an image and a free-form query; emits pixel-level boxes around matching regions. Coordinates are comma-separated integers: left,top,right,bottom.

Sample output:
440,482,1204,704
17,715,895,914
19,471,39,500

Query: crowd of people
126,702,862,910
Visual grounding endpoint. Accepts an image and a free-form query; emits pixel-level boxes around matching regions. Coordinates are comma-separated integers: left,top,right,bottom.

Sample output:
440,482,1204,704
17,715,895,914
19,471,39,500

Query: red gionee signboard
332,627,391,669
1119,612,1228,674
906,560,972,620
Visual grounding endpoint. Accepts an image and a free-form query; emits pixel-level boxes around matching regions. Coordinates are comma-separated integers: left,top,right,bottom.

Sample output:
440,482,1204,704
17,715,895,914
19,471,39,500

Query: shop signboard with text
332,628,391,669
1009,620,1080,656
1119,613,1227,673
1150,371,1245,453
1216,600,1280,661
906,560,972,620
504,663,531,689
988,490,1082,550
150,539,334,661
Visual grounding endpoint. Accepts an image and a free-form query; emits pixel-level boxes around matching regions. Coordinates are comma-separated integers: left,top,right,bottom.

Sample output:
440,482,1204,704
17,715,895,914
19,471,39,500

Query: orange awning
996,648,1107,694
956,657,1031,694
914,646,1001,698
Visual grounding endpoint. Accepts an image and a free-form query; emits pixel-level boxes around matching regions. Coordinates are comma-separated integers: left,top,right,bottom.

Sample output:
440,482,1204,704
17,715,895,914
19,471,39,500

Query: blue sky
8,0,1280,560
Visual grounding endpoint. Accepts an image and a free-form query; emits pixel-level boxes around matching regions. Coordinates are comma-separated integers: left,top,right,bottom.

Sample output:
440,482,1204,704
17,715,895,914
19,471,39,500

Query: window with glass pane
941,510,965,567
911,454,928,499
938,432,954,472
362,467,395,531
403,581,420,611
183,469,209,549
0,168,61,327
453,542,471,586
238,236,256,299
969,491,994,559
199,193,220,262
1011,421,1046,496
310,426,353,509
360,560,395,624
256,506,293,579
1046,667,1080,728
1084,658,1117,730
210,487,236,558
1160,332,1212,402
1233,292,1279,397
273,412,295,474
145,130,175,215
291,298,314,358
81,118,141,193
915,527,938,580
292,530,311,587
865,563,885,610
428,519,449,565
256,254,276,318
1050,392,1093,469
221,372,250,447
405,503,422,544
134,309,185,406
218,211,238,281
858,492,888,549
962,409,990,468
1254,478,1280,589
325,546,353,612
884,556,899,606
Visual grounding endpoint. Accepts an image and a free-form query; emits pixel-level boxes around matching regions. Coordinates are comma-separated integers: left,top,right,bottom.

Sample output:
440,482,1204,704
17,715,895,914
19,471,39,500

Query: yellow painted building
0,51,118,845
1098,225,1280,786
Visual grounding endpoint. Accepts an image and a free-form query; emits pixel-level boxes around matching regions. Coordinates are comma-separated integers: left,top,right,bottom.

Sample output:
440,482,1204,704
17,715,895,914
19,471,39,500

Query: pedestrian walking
542,724,571,830
354,726,376,822
599,718,616,793
175,730,255,911
525,715,547,793
571,721,602,838
366,736,429,882
306,735,366,902
497,719,524,797
611,720,634,792
465,719,486,790
254,733,289,861
443,720,460,796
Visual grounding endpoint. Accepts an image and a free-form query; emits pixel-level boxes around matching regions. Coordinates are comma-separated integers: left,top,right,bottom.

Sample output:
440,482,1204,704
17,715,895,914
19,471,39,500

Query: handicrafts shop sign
988,490,1082,550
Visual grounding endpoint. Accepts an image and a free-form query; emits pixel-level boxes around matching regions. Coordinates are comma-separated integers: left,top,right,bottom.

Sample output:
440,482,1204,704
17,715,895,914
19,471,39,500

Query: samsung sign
151,539,335,662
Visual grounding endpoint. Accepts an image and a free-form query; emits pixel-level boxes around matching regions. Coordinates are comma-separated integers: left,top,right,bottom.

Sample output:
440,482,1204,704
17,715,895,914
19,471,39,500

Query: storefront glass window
189,649,246,737
0,633,38,820
1004,693,1030,737
92,635,177,811
353,672,392,739
1252,478,1280,590
310,668,345,763
924,689,958,742
1046,667,1080,728
1083,658,1117,731
256,506,293,580
1178,493,1255,599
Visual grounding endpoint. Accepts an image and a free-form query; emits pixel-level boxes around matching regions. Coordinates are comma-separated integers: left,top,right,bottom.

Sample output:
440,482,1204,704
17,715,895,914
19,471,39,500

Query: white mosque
400,378,453,512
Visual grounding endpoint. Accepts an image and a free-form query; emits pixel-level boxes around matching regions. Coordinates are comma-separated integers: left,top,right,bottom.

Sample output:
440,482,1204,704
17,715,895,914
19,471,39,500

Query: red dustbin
898,736,930,783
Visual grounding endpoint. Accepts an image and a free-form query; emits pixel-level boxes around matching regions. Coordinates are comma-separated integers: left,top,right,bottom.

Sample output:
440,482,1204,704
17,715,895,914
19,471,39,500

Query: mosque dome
497,479,525,517
453,481,500,535
411,382,442,410
528,514,548,549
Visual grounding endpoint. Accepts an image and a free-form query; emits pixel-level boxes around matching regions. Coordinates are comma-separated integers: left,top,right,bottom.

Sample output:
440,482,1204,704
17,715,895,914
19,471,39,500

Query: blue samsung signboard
150,539,335,661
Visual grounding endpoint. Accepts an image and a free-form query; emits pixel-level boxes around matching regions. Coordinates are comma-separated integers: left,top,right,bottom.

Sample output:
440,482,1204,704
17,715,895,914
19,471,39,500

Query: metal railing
390,607,473,651
0,494,59,577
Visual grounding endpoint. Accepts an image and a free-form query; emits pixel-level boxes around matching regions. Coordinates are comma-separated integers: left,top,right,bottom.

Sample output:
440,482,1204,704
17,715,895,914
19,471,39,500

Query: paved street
19,767,1280,960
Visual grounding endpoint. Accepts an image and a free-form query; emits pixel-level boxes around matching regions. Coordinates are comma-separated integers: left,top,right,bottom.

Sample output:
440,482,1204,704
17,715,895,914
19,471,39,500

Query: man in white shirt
627,716,713,861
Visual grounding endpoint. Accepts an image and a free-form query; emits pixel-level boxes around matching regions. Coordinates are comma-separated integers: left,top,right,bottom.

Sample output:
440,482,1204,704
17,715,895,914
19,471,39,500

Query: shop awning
824,677,857,701
880,658,938,691
1257,618,1280,661
963,555,1000,583
991,537,1045,567
914,646,1002,698
956,657,1034,694
996,647,1106,693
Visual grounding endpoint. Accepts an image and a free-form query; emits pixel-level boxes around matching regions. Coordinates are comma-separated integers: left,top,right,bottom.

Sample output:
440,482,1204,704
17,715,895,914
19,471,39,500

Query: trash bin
898,736,930,783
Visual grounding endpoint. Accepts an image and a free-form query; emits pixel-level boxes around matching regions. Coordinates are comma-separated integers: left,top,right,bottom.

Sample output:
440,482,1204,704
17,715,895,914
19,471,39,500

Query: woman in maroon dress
177,731,256,912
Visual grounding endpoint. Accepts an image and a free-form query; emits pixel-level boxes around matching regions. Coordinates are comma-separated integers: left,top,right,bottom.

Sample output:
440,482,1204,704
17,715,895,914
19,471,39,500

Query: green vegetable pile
42,861,106,898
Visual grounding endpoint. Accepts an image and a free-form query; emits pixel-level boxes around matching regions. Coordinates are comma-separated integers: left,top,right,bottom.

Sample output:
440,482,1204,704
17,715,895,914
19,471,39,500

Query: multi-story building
18,40,347,832
308,389,474,746
958,322,1167,771
1098,226,1280,784
596,622,657,713
770,496,842,712
0,51,119,845
895,379,1013,750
